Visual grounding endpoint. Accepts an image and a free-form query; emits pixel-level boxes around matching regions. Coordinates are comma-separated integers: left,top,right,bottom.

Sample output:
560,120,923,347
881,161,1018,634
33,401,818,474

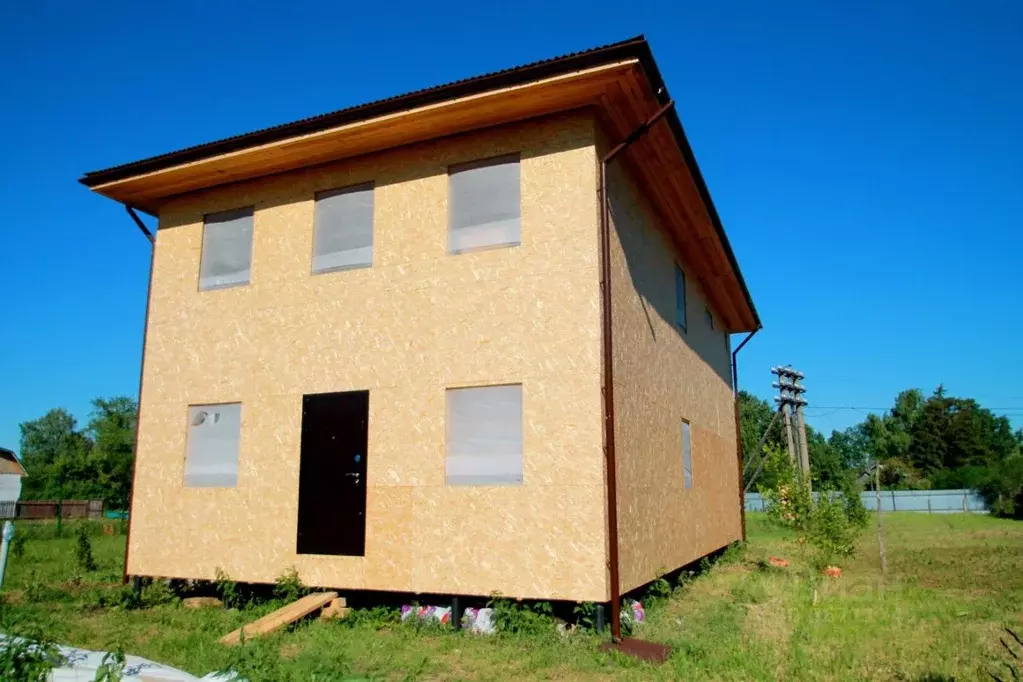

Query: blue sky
1,1,1021,452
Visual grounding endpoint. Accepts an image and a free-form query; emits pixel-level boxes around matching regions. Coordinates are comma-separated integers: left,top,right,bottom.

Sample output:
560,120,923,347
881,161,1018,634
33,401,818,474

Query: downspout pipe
126,205,155,244
599,99,674,643
731,328,760,541
121,205,156,583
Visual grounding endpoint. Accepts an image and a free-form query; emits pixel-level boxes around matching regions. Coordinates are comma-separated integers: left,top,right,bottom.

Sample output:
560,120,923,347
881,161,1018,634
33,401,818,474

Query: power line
804,405,1023,412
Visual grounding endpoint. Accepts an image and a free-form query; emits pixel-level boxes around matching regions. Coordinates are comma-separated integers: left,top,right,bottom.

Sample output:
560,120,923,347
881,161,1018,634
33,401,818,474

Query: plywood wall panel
607,162,742,595
130,112,609,602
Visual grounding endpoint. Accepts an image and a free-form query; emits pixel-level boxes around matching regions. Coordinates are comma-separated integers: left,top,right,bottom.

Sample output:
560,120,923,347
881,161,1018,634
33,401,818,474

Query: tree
806,428,844,488
738,391,784,489
18,397,138,508
86,397,138,509
827,425,871,471
18,408,93,500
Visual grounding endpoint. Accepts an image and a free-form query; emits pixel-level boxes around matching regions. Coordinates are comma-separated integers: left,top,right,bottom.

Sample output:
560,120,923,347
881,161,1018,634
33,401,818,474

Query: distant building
0,447,28,505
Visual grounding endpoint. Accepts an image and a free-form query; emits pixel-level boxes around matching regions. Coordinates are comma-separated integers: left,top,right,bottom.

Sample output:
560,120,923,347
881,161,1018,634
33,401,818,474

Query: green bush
273,567,307,604
141,580,177,607
761,445,865,569
9,534,27,560
74,524,97,572
978,456,1023,519
487,594,555,636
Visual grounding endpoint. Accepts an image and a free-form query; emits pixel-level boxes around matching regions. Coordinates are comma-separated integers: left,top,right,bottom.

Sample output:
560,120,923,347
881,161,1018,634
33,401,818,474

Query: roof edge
629,45,762,330
79,36,649,188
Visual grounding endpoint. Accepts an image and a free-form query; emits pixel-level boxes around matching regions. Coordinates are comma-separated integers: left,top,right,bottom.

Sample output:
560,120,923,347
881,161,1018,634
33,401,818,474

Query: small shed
0,447,28,506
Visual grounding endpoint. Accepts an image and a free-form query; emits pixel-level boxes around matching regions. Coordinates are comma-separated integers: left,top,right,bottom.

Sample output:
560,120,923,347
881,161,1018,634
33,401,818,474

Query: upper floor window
200,207,254,291
448,154,521,253
313,183,374,273
675,264,687,330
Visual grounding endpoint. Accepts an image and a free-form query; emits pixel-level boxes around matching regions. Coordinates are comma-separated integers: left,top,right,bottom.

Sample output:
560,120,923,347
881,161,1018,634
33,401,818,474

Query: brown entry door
297,390,369,556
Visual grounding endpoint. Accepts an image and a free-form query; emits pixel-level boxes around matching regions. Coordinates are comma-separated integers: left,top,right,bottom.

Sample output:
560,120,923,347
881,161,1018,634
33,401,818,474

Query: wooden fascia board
609,72,757,332
89,60,640,210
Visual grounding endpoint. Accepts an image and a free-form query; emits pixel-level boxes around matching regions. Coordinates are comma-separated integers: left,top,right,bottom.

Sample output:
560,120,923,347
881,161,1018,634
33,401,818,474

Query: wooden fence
0,499,104,520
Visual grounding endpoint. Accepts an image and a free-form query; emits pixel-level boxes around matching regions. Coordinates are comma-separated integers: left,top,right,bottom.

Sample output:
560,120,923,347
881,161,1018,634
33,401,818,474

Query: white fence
744,488,987,513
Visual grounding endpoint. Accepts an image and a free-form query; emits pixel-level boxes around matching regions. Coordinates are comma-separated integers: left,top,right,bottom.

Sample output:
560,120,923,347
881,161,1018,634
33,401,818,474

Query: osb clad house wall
81,36,761,607
132,112,611,602
607,165,741,594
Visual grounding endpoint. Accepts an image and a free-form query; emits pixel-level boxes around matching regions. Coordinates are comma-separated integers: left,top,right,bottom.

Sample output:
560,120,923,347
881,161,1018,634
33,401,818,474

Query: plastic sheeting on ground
461,607,496,634
400,604,452,626
0,634,235,681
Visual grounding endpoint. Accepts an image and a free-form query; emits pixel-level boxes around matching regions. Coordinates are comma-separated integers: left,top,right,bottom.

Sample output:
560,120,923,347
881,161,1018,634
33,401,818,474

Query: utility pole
875,460,887,581
772,366,810,487
771,367,797,467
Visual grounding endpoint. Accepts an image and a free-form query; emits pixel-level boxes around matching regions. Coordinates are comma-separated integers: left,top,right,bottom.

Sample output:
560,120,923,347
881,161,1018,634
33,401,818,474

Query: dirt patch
3,590,24,604
279,643,301,659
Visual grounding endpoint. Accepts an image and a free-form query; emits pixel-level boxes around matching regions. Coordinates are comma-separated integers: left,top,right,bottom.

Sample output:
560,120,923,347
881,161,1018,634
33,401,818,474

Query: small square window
674,265,687,330
449,154,521,253
200,208,254,290
681,420,693,490
705,306,714,330
184,403,241,487
446,384,523,485
313,183,374,273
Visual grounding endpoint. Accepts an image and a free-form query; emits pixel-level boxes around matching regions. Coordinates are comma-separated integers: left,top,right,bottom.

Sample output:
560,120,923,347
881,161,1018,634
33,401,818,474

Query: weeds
487,594,555,636
573,602,600,630
0,629,61,682
141,580,177,607
24,573,69,604
93,645,126,682
273,567,307,604
646,575,673,606
989,627,1022,682
215,568,244,609
335,606,398,630
10,534,27,560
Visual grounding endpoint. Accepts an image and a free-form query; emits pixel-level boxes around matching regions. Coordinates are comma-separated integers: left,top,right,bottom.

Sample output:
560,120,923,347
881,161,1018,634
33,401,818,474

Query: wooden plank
218,591,337,645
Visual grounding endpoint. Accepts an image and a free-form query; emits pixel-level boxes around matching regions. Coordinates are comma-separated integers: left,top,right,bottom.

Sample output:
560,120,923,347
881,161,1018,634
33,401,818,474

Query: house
0,447,28,507
79,36,760,609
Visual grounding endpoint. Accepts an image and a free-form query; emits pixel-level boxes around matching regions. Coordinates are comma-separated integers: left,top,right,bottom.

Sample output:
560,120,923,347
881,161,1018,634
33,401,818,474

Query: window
681,420,693,489
199,207,254,290
448,154,521,253
705,306,714,330
312,183,374,272
674,264,687,330
184,403,241,487
446,384,523,485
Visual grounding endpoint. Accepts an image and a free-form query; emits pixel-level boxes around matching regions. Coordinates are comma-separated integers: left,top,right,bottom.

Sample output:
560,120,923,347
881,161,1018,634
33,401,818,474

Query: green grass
0,514,1020,680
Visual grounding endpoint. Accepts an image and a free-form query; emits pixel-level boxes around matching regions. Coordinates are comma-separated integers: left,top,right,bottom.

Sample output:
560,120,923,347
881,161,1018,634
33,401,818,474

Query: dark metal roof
78,35,760,328
79,36,652,187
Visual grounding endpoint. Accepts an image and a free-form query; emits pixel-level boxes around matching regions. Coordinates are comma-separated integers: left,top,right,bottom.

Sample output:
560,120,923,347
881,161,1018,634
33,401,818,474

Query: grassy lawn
1,513,1020,680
